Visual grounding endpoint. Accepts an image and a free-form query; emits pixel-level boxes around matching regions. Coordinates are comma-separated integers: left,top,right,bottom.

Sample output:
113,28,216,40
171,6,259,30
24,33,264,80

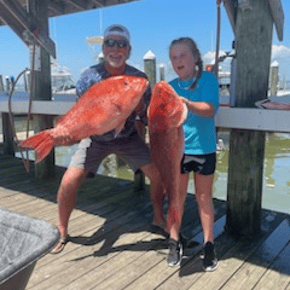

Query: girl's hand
179,97,190,107
179,97,215,117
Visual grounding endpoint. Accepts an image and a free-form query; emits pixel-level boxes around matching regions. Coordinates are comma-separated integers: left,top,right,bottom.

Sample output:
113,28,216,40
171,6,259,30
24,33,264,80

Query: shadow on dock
0,154,289,289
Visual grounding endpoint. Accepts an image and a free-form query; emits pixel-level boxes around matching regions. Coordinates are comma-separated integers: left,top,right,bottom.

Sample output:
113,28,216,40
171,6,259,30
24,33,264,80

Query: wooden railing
1,97,290,132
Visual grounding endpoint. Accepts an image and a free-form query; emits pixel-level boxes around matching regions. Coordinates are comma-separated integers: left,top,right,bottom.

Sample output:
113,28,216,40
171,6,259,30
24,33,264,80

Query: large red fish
19,75,149,162
148,81,188,226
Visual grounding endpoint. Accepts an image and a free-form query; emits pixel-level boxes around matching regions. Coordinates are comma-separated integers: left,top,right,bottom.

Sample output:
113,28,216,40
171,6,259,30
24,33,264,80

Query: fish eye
124,81,128,86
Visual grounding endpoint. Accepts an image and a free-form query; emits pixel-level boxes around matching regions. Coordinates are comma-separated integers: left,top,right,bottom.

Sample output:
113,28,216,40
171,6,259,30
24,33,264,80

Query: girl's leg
165,172,189,266
194,173,214,243
167,172,189,240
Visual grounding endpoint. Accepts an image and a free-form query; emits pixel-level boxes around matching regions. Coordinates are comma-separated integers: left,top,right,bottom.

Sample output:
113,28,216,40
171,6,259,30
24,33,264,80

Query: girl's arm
181,97,216,118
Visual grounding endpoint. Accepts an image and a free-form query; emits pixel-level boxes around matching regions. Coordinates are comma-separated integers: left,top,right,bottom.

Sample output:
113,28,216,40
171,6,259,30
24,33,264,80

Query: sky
1,0,290,85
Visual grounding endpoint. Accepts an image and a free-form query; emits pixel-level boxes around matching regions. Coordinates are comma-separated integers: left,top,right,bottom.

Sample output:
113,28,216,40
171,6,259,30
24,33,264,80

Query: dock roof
0,0,139,26
0,0,140,58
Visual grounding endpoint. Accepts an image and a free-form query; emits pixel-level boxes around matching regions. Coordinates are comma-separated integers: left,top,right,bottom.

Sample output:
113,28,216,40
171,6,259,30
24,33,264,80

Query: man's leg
141,163,166,226
52,166,87,253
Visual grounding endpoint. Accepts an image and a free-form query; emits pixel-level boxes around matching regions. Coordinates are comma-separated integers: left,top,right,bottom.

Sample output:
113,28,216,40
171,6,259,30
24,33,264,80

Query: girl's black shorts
181,152,216,175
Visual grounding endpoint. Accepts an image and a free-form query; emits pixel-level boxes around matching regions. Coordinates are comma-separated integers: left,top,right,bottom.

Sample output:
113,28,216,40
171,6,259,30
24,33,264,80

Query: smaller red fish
148,81,188,228
19,75,149,162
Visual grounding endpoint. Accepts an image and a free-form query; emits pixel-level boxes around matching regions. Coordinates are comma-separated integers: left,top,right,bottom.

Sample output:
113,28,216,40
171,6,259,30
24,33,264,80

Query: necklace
177,77,197,90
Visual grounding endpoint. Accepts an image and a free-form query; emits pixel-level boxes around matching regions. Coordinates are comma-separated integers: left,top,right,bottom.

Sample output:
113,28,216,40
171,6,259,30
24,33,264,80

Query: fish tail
19,131,55,163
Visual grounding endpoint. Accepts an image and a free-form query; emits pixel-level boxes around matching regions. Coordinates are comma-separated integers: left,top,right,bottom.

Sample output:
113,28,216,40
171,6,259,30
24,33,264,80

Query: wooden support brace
0,0,56,58
66,0,88,10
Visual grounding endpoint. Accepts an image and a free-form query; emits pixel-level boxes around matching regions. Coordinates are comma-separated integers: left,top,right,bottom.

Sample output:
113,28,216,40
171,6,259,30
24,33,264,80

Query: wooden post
0,74,4,91
133,50,156,193
159,64,165,81
226,0,273,239
143,50,156,86
28,0,55,179
2,113,14,156
270,61,279,96
2,76,14,155
23,71,29,92
5,76,10,92
98,52,104,63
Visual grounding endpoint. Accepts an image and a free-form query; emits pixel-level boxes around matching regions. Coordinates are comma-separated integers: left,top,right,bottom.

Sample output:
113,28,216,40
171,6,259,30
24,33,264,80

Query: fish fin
114,121,126,137
19,131,55,163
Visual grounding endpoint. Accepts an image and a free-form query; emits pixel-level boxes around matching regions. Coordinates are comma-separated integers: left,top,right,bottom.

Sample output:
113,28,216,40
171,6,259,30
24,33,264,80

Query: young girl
167,37,219,271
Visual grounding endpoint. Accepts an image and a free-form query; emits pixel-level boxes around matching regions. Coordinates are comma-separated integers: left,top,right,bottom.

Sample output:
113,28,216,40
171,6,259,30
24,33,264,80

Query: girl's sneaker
167,238,183,267
202,241,218,271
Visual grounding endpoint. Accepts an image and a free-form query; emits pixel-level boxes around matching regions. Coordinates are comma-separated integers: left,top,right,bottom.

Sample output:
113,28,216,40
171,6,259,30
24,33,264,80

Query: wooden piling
159,64,165,81
2,76,14,156
0,74,4,91
5,76,10,92
98,52,104,63
1,113,14,156
226,0,274,239
270,61,279,96
28,0,55,179
133,50,157,193
143,50,156,87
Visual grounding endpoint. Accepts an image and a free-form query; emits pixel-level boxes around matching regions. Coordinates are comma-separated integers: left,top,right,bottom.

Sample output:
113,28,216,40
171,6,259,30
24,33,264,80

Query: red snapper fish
19,75,149,162
148,81,188,227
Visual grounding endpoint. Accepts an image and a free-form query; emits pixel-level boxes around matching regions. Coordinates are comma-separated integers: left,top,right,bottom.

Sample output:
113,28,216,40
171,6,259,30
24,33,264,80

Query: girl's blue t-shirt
169,71,219,155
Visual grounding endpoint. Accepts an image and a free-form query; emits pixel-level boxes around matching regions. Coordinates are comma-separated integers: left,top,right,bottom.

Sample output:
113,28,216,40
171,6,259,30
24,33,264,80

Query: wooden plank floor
0,155,289,290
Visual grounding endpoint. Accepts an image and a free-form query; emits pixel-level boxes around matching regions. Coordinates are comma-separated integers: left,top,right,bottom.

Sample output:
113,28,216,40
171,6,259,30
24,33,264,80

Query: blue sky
1,0,290,84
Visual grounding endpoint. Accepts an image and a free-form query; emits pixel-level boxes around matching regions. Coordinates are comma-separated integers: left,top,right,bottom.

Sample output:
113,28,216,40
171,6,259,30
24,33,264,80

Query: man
51,24,164,254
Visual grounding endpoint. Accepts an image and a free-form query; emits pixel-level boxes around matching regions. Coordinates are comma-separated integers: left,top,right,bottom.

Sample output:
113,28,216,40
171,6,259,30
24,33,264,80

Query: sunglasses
104,39,129,48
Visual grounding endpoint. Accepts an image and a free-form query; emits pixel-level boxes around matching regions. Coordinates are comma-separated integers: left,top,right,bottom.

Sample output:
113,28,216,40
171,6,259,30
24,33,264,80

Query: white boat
51,62,77,96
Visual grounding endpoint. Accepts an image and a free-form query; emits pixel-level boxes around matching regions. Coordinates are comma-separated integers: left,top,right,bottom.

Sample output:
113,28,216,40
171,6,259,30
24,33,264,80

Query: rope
214,0,222,77
8,40,37,173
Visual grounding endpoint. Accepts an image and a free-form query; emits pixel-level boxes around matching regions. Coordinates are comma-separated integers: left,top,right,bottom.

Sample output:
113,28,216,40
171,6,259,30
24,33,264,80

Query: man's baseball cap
103,24,130,43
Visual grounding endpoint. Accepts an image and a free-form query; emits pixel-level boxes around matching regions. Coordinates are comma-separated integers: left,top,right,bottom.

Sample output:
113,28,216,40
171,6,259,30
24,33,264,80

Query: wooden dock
0,154,289,290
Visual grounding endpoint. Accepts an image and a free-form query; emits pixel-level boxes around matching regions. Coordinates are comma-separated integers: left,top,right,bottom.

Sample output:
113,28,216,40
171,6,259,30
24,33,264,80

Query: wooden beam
226,0,274,239
28,0,55,179
0,0,56,58
0,3,29,41
2,100,290,132
223,0,237,35
48,0,65,15
90,0,105,7
268,0,284,41
66,0,88,10
215,107,290,132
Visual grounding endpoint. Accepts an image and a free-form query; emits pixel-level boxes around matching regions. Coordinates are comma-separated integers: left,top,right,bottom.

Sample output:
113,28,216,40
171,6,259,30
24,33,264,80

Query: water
212,132,290,215
57,131,290,215
2,117,290,215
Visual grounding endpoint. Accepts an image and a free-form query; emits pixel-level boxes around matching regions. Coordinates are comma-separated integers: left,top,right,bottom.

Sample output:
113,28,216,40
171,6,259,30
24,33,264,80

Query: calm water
212,132,290,215
43,131,290,215
2,117,290,215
